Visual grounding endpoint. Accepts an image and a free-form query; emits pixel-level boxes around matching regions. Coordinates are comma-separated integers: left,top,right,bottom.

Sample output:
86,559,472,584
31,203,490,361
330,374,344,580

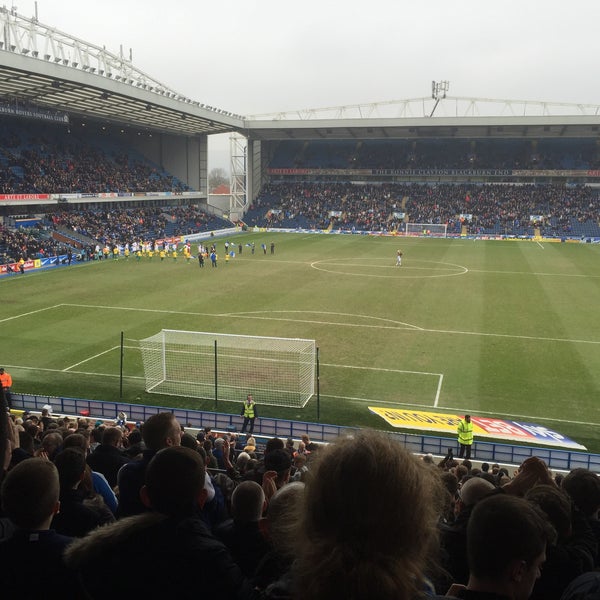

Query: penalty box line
322,362,444,408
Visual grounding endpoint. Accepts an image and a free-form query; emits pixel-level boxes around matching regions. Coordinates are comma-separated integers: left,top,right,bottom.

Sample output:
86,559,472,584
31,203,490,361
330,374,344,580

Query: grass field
2,232,600,451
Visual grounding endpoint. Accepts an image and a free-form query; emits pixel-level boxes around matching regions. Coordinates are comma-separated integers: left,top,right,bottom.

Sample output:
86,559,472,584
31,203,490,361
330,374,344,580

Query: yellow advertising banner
368,407,586,450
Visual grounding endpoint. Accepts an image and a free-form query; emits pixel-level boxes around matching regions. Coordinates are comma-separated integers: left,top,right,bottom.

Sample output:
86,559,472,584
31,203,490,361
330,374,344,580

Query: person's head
54,447,87,492
141,412,181,452
561,468,600,518
141,446,206,517
246,394,253,404
101,426,123,448
18,430,35,455
62,432,89,452
1,458,60,529
236,451,251,473
265,437,284,454
293,453,307,469
503,456,556,497
264,481,305,559
295,430,443,600
40,431,63,458
180,432,199,450
127,429,142,446
467,494,553,600
245,436,256,448
458,476,495,508
525,484,572,541
230,480,265,522
464,414,471,423
264,449,292,488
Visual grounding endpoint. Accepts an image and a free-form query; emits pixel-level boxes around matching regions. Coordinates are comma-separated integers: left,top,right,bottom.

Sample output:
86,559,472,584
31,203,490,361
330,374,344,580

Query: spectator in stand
243,436,257,455
214,480,270,579
448,494,553,600
254,481,305,595
61,432,118,515
243,437,285,486
0,459,73,597
51,447,114,537
64,446,258,599
117,411,182,518
290,453,309,482
293,429,447,599
526,485,596,600
300,433,318,453
86,426,130,488
561,468,600,566
439,476,497,590
503,456,556,497
262,449,292,499
35,431,63,461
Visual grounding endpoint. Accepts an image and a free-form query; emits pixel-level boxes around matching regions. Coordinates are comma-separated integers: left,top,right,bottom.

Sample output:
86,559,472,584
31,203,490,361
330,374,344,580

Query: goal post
139,330,316,408
404,222,447,237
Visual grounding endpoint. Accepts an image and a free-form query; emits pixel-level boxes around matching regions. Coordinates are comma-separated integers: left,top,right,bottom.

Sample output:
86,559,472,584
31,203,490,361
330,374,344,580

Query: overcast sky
18,0,600,170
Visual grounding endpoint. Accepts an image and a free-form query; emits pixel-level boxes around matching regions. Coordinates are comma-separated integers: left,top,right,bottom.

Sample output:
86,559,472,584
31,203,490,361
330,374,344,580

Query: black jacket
64,512,258,599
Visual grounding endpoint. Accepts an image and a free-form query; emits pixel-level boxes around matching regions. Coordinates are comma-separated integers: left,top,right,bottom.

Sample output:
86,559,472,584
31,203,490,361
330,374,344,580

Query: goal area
403,222,447,237
139,330,316,408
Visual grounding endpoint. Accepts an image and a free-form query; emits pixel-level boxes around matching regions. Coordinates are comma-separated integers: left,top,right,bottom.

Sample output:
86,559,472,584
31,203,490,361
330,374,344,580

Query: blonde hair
294,430,443,600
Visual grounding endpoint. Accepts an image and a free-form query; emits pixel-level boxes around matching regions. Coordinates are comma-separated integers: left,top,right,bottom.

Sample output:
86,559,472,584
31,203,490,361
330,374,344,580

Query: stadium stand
3,396,598,599
249,181,600,237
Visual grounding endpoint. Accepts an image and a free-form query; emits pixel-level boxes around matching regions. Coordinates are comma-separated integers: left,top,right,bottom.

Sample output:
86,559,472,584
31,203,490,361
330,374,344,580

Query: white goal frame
139,329,316,408
404,222,448,237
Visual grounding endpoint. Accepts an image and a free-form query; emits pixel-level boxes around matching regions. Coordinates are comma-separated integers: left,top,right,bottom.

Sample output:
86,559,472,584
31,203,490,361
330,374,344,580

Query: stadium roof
243,113,600,141
1,8,600,142
0,51,245,136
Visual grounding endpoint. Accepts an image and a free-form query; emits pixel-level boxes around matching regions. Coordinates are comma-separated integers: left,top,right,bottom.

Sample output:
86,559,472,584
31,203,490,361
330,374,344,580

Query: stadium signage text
268,167,600,178
368,407,586,450
0,104,69,123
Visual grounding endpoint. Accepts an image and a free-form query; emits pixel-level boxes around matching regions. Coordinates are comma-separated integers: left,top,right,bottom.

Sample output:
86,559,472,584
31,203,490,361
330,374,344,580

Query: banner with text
368,407,586,450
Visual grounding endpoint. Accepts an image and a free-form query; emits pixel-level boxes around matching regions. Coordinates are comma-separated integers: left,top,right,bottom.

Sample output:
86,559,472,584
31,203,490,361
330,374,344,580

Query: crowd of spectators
0,117,189,195
1,391,600,599
0,223,63,264
0,205,225,264
252,182,600,236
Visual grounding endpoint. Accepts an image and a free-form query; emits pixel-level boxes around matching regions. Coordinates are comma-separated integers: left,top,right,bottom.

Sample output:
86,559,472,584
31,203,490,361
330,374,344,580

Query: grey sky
19,0,600,170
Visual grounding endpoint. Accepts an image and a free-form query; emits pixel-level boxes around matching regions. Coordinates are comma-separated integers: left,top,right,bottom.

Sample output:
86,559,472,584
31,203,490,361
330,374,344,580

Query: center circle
310,258,469,279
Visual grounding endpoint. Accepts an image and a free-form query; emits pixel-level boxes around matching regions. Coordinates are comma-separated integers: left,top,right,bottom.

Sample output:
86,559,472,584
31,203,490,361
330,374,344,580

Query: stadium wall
11,393,600,473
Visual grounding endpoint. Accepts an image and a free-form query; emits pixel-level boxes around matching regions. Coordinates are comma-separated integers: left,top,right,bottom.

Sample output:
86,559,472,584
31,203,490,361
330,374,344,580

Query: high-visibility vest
243,402,255,418
0,372,12,388
457,419,473,445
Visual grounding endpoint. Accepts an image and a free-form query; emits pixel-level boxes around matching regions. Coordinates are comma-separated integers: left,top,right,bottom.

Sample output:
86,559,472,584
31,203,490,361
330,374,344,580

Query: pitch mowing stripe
3,362,598,428
60,303,600,346
0,304,600,345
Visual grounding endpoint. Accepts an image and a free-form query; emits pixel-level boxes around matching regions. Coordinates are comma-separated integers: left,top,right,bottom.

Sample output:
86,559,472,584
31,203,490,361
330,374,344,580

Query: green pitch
1,233,600,451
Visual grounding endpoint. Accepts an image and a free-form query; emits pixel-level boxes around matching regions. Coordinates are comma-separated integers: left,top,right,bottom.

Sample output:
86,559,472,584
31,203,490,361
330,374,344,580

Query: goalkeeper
240,394,258,436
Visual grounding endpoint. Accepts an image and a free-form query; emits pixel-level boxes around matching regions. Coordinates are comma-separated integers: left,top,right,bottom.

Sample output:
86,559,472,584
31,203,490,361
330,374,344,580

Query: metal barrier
12,392,600,472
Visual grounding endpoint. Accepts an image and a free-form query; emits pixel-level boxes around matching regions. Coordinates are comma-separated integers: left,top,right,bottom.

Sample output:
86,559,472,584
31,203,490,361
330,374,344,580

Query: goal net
404,222,448,237
139,330,316,408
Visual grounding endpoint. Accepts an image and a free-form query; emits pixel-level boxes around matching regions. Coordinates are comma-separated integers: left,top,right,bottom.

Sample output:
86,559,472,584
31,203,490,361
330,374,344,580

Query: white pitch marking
0,304,64,324
62,346,121,371
61,304,600,346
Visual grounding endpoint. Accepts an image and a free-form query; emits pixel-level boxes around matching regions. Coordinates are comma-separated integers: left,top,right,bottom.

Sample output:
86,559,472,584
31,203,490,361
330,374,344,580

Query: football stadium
1,4,600,595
